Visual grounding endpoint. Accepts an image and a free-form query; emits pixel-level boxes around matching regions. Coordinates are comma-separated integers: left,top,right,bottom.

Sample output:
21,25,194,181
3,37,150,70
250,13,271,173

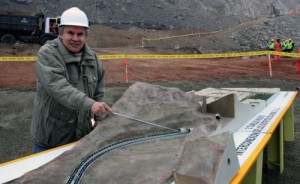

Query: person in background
274,38,281,61
296,47,300,74
49,22,58,35
31,7,112,153
31,21,40,35
286,39,294,52
268,38,274,50
282,39,289,52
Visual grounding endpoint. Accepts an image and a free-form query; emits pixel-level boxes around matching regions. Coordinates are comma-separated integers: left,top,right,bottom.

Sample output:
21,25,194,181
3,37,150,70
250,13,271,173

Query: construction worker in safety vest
274,38,281,61
286,39,294,52
282,39,289,52
268,38,275,50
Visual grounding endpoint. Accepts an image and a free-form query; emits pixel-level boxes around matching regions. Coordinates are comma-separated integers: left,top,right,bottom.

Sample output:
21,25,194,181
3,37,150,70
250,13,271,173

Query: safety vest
268,42,274,50
282,42,288,50
287,41,294,50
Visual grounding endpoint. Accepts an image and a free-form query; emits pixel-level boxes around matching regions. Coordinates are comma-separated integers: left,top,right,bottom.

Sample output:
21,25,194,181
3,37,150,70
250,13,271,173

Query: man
268,38,274,50
297,47,300,74
49,22,57,35
31,21,40,36
31,7,112,153
286,39,294,52
282,39,288,52
274,38,281,61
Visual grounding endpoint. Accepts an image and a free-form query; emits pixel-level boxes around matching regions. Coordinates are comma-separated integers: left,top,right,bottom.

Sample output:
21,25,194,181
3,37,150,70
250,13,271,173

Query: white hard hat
59,7,89,28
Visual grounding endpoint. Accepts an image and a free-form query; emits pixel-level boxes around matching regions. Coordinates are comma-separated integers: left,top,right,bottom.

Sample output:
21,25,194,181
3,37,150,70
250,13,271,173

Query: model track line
67,130,188,184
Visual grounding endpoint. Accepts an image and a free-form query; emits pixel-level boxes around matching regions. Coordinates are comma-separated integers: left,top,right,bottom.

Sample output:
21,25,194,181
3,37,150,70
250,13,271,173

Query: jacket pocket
47,116,76,147
47,104,77,147
84,74,97,98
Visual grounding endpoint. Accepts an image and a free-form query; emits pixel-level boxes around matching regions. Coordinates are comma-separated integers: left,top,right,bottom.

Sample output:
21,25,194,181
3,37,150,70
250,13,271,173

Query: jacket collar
56,38,96,66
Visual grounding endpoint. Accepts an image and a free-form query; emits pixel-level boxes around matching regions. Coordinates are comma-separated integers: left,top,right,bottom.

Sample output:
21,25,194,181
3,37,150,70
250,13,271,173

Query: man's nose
72,34,79,40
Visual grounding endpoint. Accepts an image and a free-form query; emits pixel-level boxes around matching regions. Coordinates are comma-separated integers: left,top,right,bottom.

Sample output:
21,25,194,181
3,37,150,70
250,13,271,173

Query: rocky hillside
1,0,300,52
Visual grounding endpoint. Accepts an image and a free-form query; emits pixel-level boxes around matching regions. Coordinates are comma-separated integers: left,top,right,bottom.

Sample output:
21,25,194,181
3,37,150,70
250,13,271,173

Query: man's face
59,26,87,53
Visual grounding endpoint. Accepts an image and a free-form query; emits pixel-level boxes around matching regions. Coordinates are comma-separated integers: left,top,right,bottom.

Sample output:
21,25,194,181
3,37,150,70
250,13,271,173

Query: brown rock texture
11,82,237,184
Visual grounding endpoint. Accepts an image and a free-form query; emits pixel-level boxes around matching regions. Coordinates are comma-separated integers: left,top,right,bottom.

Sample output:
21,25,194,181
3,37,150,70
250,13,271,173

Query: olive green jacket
31,38,105,148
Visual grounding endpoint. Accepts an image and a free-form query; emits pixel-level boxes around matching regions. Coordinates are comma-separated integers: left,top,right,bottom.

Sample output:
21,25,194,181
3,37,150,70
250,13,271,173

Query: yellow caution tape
98,54,127,60
0,51,299,62
269,51,300,57
0,56,37,62
142,30,221,41
142,17,269,41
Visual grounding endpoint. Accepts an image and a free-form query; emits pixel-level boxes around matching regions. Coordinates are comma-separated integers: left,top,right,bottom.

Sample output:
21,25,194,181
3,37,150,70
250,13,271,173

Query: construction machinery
0,13,59,45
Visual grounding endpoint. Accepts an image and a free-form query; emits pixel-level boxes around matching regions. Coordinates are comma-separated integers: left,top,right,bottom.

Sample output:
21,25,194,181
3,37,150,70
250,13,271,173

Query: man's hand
91,102,112,116
92,120,101,129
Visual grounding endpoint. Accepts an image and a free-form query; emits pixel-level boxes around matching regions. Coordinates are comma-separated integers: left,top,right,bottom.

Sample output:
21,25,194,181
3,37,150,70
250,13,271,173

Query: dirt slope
1,0,300,52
